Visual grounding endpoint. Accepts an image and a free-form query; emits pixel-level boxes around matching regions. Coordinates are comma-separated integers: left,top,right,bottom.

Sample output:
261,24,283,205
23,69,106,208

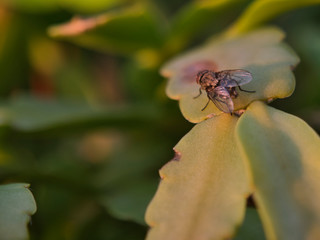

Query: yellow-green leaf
145,114,251,240
0,183,37,240
236,101,320,240
162,27,299,123
226,0,320,37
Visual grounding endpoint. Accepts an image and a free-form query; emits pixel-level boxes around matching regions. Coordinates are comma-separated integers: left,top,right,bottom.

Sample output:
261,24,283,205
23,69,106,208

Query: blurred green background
0,0,319,239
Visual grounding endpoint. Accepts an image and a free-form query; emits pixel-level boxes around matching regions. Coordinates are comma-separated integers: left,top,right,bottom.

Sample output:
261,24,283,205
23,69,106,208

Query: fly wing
217,69,252,87
208,86,234,114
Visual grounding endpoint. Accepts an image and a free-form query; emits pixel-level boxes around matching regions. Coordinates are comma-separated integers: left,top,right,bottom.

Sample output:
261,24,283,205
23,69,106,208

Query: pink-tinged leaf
162,27,299,123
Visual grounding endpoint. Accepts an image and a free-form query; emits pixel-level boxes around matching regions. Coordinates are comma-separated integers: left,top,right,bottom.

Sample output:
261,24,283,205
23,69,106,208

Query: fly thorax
202,77,218,87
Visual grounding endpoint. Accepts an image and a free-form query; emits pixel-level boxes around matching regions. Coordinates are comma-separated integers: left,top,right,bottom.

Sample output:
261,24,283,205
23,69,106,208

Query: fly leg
238,85,255,93
230,79,255,93
193,87,202,99
194,88,210,111
201,99,210,111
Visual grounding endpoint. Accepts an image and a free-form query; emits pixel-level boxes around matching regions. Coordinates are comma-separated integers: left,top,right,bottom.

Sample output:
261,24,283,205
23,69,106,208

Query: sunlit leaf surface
0,183,36,240
236,101,320,240
145,114,251,240
162,27,299,123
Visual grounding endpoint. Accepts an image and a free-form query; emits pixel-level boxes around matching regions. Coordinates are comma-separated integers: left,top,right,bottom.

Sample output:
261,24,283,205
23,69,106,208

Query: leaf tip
48,15,108,38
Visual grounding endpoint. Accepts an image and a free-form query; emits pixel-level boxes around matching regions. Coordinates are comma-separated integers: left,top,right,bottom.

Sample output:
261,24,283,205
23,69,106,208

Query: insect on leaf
162,27,299,123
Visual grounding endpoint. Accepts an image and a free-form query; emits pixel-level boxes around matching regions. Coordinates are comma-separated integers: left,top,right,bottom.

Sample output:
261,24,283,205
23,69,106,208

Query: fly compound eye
196,70,210,84
196,71,203,84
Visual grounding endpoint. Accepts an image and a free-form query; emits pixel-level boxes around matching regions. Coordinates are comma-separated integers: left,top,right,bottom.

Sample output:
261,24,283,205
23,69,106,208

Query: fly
194,69,255,114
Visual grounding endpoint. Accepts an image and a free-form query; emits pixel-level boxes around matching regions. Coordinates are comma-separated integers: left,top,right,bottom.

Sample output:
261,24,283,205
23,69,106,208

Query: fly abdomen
228,87,238,98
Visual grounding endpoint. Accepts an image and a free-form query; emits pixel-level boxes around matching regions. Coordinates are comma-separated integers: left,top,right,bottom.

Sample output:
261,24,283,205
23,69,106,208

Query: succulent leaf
0,183,37,240
145,114,251,240
236,101,320,240
162,27,299,123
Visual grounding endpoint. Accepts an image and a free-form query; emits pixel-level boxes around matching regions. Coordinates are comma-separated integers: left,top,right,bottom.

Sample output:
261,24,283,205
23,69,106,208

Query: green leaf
58,0,129,14
48,5,164,54
234,208,266,240
162,27,299,123
236,101,320,240
1,0,130,14
0,183,37,240
165,0,251,52
145,114,251,240
226,0,320,37
0,96,160,133
0,0,58,13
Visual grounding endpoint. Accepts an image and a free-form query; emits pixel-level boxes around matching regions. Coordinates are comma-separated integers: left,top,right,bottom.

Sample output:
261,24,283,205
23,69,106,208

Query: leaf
58,0,129,14
145,114,251,240
162,27,299,123
0,96,159,133
236,101,320,240
48,5,164,54
0,0,58,13
1,0,129,14
234,208,266,240
165,0,251,52
226,0,320,37
0,183,37,240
